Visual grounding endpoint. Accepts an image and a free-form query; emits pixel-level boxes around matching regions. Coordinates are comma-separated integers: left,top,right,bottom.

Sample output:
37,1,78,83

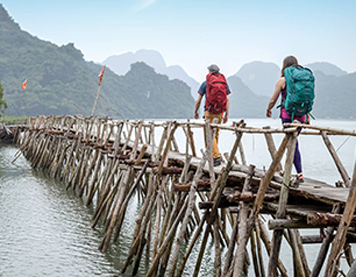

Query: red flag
98,66,105,86
21,79,28,90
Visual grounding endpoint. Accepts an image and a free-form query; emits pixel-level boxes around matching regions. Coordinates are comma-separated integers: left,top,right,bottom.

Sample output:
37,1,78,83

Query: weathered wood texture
11,115,356,277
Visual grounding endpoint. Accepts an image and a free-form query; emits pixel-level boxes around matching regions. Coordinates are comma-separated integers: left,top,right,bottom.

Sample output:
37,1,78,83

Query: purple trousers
281,117,303,174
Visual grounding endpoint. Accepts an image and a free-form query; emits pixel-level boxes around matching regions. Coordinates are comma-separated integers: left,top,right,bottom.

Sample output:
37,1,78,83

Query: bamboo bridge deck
5,115,356,277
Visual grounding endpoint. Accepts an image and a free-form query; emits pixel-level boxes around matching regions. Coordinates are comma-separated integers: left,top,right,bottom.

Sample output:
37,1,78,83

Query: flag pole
91,66,105,116
91,85,101,116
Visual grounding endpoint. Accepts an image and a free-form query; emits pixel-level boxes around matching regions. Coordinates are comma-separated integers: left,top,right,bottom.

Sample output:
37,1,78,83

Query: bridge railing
13,115,356,276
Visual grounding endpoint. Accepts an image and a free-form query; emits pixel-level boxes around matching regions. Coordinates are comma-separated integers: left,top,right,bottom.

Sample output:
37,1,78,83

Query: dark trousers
281,117,303,174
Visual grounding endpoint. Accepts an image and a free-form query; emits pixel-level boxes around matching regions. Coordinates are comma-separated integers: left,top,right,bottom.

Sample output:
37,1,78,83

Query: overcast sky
2,0,356,81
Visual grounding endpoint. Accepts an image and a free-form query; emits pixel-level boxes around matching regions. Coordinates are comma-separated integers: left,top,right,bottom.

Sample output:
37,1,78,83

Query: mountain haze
306,62,348,77
103,50,200,99
1,5,355,120
227,76,269,118
0,5,194,118
233,61,356,119
234,61,280,97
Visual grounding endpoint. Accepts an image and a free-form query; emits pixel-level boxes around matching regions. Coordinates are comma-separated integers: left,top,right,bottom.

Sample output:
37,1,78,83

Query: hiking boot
293,173,304,184
290,173,304,188
213,157,221,166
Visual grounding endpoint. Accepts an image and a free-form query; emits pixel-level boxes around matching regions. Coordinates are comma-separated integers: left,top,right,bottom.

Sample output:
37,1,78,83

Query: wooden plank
131,140,350,206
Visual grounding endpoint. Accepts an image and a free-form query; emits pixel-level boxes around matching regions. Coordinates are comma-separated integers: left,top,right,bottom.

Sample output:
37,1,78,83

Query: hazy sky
2,0,356,81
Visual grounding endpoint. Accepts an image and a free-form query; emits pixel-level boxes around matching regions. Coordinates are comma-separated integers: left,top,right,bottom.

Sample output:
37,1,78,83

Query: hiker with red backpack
266,55,315,184
194,64,232,166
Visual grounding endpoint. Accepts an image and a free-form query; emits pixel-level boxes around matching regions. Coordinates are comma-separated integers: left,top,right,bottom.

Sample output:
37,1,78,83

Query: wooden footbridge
6,115,356,276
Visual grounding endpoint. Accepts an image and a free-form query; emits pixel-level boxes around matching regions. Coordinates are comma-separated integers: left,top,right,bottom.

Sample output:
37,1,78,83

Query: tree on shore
0,82,8,117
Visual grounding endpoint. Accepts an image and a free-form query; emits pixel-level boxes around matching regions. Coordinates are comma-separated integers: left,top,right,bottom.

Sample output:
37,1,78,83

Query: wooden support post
85,150,103,206
112,161,150,242
130,120,143,160
268,131,297,277
263,126,283,173
347,259,356,277
238,141,247,165
255,219,266,277
145,199,189,277
321,131,350,187
157,122,178,176
223,214,239,275
232,164,255,277
149,121,156,160
180,130,242,276
250,133,290,219
187,123,197,157
98,167,133,252
287,227,307,277
91,171,124,229
250,227,260,277
257,216,288,276
152,177,166,259
134,144,148,165
154,125,167,162
325,159,356,277
205,119,216,187
167,153,207,277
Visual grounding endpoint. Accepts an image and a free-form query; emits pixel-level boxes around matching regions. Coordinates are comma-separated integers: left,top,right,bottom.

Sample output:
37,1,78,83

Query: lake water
0,118,355,276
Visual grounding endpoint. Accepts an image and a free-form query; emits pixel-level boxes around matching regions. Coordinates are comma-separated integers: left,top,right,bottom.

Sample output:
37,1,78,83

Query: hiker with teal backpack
266,55,315,184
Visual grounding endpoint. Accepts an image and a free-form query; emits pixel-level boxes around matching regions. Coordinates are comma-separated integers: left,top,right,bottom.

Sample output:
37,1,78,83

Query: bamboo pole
232,164,256,276
325,159,356,277
91,171,124,228
167,153,207,276
249,133,290,219
222,213,239,276
113,160,150,242
156,122,178,176
121,173,156,273
91,84,102,116
285,122,356,136
145,199,189,277
321,131,350,187
263,126,283,173
255,220,266,277
257,216,288,276
205,119,217,188
268,131,297,276
287,227,306,277
85,150,103,206
250,227,261,277
98,167,133,252
152,177,165,259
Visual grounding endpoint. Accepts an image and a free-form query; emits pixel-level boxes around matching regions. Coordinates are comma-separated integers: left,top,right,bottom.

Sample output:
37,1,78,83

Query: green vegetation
0,82,7,115
0,5,194,119
0,115,28,125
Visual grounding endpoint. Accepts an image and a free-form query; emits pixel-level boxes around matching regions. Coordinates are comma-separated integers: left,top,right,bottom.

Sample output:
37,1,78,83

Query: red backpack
205,72,227,114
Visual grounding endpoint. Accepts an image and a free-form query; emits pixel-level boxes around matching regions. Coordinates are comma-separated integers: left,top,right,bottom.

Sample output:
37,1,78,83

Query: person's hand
266,109,272,117
223,114,228,123
305,113,311,125
194,111,199,119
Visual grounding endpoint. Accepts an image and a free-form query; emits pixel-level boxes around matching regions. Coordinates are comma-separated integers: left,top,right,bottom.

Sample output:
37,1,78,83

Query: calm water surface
1,118,355,276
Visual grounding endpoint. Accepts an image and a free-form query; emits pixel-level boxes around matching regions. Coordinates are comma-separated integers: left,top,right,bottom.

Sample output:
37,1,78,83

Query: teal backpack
283,65,315,120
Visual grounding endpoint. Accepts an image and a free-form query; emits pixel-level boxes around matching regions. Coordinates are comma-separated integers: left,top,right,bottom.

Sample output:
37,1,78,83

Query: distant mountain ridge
234,61,280,97
1,4,355,119
305,62,348,77
0,5,194,118
235,61,356,119
103,50,200,99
